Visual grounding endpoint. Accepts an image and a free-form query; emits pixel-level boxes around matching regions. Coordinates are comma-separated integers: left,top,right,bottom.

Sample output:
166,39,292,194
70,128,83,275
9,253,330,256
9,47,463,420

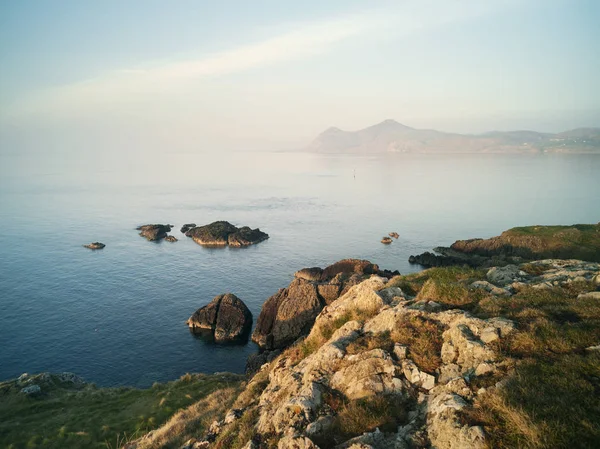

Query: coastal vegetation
0,373,243,449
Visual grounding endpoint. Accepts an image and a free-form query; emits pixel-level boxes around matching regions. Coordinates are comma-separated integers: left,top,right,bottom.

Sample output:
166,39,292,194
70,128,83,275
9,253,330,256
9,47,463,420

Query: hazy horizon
1,0,599,153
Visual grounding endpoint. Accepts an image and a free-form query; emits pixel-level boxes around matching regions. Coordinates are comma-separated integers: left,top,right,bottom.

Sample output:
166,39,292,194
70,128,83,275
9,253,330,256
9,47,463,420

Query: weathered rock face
186,293,252,343
185,258,600,449
252,279,323,350
238,276,511,448
185,221,268,247
83,242,105,250
251,259,385,351
137,224,172,241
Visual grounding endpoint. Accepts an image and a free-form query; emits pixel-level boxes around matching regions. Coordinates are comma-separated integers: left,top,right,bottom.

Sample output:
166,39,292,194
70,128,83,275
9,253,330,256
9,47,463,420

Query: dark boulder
83,242,105,250
180,223,196,234
294,267,323,282
320,258,379,281
186,293,252,343
228,226,269,247
137,224,172,241
252,279,322,350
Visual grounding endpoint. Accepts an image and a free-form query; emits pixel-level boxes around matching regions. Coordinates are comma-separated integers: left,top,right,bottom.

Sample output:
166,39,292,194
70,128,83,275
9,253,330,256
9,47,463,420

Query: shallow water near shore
0,150,599,387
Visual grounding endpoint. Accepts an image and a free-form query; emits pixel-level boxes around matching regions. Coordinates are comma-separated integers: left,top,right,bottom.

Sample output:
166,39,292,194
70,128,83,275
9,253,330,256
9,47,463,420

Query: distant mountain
306,119,600,154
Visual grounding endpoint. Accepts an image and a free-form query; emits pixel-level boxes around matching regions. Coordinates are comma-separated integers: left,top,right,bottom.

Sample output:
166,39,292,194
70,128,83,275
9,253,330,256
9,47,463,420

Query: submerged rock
186,293,252,343
381,236,393,244
164,235,178,242
137,224,172,241
83,242,105,250
185,221,268,247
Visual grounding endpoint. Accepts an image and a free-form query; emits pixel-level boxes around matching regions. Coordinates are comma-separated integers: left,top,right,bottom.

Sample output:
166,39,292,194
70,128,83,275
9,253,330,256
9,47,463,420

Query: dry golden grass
391,315,444,373
132,387,241,449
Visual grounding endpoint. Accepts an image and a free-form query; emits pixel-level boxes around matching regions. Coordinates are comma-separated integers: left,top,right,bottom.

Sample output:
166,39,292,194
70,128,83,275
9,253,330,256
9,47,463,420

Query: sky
1,0,599,152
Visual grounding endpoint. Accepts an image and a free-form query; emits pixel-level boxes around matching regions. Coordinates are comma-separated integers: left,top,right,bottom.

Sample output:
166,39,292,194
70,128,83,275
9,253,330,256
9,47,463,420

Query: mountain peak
368,119,413,131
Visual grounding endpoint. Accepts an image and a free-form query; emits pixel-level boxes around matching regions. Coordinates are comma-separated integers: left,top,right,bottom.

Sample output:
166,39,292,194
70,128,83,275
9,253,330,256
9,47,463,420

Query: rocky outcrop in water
409,223,600,268
83,242,105,250
180,223,196,234
137,224,172,241
186,293,253,343
185,221,269,247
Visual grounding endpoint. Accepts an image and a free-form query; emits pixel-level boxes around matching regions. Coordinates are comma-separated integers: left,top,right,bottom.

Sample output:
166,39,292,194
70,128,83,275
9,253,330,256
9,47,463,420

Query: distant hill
306,119,600,154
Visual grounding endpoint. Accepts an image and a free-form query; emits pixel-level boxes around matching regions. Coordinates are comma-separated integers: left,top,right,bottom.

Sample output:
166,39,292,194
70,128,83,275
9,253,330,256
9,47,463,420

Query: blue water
0,151,599,387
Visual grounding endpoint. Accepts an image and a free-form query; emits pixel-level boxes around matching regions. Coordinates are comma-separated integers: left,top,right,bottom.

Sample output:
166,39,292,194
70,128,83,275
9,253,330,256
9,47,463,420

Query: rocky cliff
139,258,600,449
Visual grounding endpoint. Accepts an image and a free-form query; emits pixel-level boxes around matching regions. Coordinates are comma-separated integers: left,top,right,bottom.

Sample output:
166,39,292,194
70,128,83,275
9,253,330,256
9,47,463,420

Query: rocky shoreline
409,223,600,268
12,223,600,449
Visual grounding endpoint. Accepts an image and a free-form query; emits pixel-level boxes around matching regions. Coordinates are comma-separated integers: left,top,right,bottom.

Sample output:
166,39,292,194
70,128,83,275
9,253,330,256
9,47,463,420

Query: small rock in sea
165,235,178,242
381,237,393,244
180,223,196,234
84,242,105,250
137,224,172,241
20,384,41,396
389,232,399,239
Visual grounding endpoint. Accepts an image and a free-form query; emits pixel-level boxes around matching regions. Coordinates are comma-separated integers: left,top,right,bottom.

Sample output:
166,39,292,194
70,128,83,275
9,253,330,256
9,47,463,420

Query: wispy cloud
3,0,524,119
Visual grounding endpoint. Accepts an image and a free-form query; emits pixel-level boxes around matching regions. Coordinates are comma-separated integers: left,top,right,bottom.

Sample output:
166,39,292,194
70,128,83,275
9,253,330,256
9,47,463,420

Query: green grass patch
0,373,243,449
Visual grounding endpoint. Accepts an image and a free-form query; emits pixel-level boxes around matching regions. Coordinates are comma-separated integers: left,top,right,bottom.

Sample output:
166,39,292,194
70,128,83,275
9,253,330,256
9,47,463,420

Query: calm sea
0,150,598,387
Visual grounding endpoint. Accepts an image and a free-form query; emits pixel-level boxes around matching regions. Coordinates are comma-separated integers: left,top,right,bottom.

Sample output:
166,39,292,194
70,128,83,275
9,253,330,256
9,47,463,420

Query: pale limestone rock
337,428,396,449
402,359,435,390
578,291,600,300
438,364,461,384
332,349,403,399
475,362,495,376
470,280,510,296
485,317,516,337
393,343,408,360
486,265,520,286
277,435,320,449
378,286,406,302
306,415,334,438
426,393,485,449
479,327,499,344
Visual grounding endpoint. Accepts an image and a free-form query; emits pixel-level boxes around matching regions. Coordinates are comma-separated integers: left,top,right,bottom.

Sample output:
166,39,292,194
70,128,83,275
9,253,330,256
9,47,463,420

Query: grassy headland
0,372,243,449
